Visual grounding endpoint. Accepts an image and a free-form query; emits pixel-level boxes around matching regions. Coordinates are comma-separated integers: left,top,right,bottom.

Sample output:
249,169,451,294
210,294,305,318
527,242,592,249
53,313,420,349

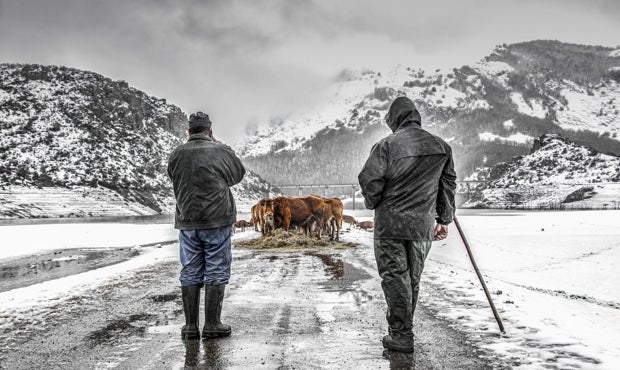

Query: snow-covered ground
424,210,620,369
1,210,619,368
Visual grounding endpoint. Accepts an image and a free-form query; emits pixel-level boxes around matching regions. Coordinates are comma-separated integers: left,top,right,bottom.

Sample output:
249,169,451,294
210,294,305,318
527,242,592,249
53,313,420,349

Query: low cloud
1,0,619,143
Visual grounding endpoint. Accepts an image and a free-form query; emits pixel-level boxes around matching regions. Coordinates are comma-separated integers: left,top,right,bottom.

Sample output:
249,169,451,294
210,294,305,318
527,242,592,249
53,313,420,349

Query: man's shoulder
428,132,452,151
387,126,452,157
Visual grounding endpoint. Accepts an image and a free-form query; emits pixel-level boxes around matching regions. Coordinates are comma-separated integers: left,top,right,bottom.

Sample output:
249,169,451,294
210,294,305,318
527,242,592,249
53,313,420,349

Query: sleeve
218,146,246,187
357,141,389,210
166,150,175,180
436,146,457,225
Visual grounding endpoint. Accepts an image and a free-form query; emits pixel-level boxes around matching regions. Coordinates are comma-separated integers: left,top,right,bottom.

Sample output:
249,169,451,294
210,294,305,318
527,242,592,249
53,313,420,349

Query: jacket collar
394,120,420,132
187,134,213,142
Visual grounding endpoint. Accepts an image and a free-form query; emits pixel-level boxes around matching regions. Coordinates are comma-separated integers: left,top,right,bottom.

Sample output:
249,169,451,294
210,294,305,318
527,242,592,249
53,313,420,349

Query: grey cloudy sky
1,0,619,143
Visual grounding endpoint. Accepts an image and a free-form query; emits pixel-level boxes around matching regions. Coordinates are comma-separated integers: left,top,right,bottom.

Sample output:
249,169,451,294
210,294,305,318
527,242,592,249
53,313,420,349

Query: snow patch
479,132,533,144
554,80,620,137
0,89,10,104
474,60,514,75
609,49,620,57
51,254,86,262
510,92,546,119
0,222,178,260
470,99,491,110
0,186,163,219
503,119,514,129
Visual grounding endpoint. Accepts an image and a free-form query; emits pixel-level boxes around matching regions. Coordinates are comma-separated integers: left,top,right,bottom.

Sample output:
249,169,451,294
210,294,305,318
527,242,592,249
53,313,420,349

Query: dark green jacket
358,97,456,240
167,134,245,230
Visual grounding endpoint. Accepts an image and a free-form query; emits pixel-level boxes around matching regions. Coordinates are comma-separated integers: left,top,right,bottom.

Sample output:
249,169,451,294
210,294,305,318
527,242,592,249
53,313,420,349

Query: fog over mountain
240,40,620,190
1,0,619,144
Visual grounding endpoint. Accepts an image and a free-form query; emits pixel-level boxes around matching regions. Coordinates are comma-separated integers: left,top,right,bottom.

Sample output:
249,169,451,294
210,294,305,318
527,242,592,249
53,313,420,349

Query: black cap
188,111,212,129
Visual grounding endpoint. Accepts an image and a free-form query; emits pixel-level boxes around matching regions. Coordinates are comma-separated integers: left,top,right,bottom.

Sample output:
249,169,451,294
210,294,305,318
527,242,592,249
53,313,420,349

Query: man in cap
168,111,246,340
358,96,456,353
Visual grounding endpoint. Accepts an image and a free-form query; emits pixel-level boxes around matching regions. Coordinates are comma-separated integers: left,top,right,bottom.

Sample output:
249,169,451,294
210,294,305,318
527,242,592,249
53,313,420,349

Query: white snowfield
426,210,620,369
554,80,620,138
479,131,534,145
0,210,619,368
510,92,547,119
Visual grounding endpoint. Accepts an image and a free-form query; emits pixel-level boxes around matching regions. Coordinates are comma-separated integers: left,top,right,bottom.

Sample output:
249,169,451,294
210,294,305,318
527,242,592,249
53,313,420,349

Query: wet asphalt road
0,230,494,369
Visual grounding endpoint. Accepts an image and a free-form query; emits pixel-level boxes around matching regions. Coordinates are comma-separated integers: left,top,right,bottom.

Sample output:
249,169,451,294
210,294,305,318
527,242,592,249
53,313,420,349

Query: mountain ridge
239,40,620,186
463,133,620,208
0,63,271,218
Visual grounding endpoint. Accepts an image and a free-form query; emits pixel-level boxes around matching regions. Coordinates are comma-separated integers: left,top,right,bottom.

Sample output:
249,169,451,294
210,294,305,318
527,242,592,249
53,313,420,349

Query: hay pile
234,229,357,250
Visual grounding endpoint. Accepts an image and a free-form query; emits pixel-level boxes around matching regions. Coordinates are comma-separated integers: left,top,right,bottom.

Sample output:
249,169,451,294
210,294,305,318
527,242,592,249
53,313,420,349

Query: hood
385,97,422,132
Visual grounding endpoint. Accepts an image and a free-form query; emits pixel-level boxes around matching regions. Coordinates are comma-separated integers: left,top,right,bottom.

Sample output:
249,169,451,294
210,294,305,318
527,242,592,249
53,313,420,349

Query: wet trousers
179,225,232,287
374,239,432,332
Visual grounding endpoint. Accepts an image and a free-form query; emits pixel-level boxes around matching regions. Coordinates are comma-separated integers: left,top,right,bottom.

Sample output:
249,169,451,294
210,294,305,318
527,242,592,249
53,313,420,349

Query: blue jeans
178,225,232,287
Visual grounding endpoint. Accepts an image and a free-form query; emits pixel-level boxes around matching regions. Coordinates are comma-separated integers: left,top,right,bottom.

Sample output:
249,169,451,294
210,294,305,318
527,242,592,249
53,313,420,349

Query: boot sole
181,331,200,340
382,337,414,353
202,330,231,339
384,344,414,353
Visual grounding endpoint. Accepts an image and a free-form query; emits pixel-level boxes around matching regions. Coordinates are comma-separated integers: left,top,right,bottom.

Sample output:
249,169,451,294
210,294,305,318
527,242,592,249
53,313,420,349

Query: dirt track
0,231,494,369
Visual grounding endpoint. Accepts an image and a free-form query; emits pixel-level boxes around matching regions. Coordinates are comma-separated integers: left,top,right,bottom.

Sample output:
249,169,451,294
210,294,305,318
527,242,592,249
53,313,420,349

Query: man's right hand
433,224,448,241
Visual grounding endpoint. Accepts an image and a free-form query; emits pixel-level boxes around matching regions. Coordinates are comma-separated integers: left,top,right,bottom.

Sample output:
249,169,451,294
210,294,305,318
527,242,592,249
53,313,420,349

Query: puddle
150,292,179,303
87,313,155,347
306,252,345,279
0,248,141,293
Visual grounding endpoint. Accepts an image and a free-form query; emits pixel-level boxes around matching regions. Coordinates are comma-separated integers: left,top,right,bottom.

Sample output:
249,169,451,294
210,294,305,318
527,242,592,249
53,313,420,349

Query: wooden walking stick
454,216,506,334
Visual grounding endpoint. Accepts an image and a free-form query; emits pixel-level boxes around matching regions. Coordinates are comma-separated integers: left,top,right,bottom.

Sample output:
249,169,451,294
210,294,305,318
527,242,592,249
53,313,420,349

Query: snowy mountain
0,63,271,218
239,40,620,186
462,134,620,208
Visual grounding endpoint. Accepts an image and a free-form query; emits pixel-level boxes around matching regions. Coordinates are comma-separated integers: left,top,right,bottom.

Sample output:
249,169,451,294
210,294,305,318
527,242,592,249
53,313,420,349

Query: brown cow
235,219,250,232
324,197,343,241
357,221,374,230
308,195,343,241
342,214,357,228
250,204,260,231
255,198,275,236
273,196,326,239
264,212,275,235
300,215,317,236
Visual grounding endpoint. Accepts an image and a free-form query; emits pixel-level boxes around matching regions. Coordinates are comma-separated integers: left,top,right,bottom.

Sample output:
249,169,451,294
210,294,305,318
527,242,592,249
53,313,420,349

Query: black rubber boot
202,285,232,339
181,285,202,340
382,329,414,353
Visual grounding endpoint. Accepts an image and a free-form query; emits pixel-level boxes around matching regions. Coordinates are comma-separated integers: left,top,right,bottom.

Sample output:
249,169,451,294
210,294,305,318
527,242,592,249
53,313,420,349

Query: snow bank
425,210,620,368
479,131,533,144
510,92,546,119
0,186,163,219
555,80,620,138
0,222,178,260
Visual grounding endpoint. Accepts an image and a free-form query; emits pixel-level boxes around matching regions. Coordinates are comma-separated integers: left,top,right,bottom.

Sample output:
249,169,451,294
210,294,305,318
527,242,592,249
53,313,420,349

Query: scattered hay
234,229,358,250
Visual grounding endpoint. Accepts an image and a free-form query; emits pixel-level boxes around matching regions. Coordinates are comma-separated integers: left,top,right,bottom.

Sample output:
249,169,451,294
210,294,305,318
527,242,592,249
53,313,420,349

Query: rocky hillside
240,40,620,186
463,134,620,209
0,63,271,218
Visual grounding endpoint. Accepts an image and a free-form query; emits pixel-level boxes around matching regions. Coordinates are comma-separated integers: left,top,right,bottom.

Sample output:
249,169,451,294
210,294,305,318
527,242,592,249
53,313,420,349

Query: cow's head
264,211,275,227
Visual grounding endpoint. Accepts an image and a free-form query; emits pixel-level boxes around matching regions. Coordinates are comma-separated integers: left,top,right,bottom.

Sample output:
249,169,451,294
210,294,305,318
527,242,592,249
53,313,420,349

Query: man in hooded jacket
358,96,456,353
168,112,246,340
